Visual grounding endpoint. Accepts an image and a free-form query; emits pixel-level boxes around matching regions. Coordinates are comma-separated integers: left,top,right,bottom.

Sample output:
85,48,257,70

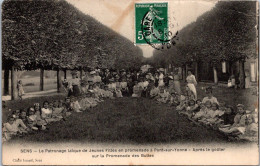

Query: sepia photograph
1,0,259,165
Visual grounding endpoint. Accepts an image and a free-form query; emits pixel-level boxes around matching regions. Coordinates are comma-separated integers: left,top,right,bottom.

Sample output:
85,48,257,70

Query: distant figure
173,70,182,94
17,80,25,100
186,70,197,100
68,71,81,97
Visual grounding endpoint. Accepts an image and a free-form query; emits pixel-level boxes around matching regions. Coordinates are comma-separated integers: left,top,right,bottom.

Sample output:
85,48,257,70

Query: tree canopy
151,1,257,67
2,0,144,71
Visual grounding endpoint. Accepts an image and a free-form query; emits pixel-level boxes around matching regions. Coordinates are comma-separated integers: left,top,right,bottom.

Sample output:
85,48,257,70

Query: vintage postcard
1,0,259,165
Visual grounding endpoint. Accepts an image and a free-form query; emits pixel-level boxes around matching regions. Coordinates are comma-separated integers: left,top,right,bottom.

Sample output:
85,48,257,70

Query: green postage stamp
135,2,169,45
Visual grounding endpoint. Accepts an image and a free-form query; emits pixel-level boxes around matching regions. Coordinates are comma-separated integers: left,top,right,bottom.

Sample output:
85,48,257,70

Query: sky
66,0,216,57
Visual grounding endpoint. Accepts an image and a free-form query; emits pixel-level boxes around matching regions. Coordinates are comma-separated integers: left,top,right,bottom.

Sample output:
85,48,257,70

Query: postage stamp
135,2,169,45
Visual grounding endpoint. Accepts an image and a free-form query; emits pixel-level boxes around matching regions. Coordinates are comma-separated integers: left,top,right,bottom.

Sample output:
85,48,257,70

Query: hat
90,71,96,75
168,76,173,79
237,104,245,108
34,103,40,107
159,68,164,72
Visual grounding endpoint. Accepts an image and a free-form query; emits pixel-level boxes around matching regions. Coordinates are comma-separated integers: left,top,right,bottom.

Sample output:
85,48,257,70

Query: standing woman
186,70,197,99
68,71,81,97
173,69,182,94
158,69,165,87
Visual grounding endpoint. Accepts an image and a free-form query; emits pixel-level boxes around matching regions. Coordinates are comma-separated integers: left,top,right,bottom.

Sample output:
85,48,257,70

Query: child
238,114,258,141
149,83,159,98
3,115,28,141
26,107,39,131
63,97,73,117
202,87,219,105
219,106,235,128
52,100,64,121
185,100,199,118
79,94,92,110
70,96,82,112
169,92,180,106
176,95,187,112
17,80,25,100
19,109,28,124
41,101,55,123
120,77,128,96
156,86,170,104
108,78,116,92
103,85,114,99
193,101,212,122
219,104,247,134
115,81,123,98
132,81,141,97
206,102,223,124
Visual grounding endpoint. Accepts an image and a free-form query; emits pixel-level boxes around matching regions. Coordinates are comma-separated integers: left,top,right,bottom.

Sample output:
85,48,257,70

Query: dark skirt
68,85,81,97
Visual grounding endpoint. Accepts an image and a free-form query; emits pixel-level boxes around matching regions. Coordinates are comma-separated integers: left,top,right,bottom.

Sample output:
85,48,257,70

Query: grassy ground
3,83,257,144
10,97,230,144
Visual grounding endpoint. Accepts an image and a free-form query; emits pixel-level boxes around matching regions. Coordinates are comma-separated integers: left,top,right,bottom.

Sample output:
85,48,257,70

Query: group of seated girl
176,87,258,141
2,82,119,142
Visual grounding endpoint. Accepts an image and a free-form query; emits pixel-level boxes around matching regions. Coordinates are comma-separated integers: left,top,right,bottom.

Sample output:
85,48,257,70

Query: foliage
2,0,143,70
151,1,257,67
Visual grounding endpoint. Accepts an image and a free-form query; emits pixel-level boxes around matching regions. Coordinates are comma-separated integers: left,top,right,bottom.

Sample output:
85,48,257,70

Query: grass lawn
3,83,257,144
10,97,230,144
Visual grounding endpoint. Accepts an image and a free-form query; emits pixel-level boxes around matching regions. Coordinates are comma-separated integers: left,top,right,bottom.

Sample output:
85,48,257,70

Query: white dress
158,73,164,87
186,74,197,99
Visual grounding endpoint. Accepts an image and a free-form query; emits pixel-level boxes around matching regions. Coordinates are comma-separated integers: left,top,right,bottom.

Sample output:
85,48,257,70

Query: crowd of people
2,68,258,142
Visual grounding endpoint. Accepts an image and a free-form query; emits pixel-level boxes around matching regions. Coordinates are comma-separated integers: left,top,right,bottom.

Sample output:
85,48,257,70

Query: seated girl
34,103,47,130
184,100,199,118
149,83,159,98
156,86,171,104
103,85,114,99
120,77,128,96
176,95,187,112
132,81,141,97
115,82,123,98
169,92,180,106
79,93,91,110
193,101,212,122
219,104,247,135
41,101,56,123
3,115,28,141
26,107,39,131
206,102,224,124
19,109,28,124
52,100,64,121
63,97,73,117
70,96,82,112
219,106,235,128
238,114,258,141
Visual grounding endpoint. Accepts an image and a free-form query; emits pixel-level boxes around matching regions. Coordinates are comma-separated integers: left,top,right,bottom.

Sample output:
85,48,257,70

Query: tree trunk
11,66,18,100
40,69,44,91
183,64,187,82
4,69,9,95
213,66,218,84
239,59,245,89
64,69,67,79
194,61,198,81
57,69,61,93
80,69,83,80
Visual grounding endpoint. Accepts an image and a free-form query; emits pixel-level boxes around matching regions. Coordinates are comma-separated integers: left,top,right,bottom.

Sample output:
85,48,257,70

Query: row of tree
2,0,144,99
150,1,257,86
